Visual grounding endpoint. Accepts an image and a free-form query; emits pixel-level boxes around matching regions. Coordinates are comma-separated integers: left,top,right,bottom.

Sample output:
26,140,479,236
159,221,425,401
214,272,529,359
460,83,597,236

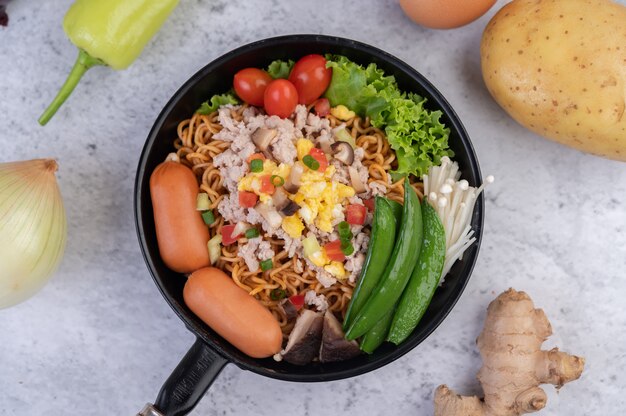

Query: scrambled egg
324,261,347,279
294,165,355,233
281,214,305,238
238,160,291,203
330,105,356,121
296,138,315,161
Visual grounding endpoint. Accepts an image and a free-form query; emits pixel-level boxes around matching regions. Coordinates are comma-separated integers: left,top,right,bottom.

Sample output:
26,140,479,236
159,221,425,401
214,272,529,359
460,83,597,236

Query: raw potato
481,0,626,161
434,289,584,416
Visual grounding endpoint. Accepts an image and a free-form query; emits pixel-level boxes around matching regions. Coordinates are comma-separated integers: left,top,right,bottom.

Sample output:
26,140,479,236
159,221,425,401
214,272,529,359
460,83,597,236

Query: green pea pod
343,197,399,331
346,179,423,340
387,200,446,345
360,308,394,354
387,199,403,225
39,0,179,125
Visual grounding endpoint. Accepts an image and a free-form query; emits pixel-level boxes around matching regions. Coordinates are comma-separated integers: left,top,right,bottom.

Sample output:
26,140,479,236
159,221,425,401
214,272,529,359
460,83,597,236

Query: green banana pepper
39,0,179,125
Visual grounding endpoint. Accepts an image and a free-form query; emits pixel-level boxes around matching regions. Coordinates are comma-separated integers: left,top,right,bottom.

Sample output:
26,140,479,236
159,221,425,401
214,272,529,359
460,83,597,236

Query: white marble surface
1,0,625,414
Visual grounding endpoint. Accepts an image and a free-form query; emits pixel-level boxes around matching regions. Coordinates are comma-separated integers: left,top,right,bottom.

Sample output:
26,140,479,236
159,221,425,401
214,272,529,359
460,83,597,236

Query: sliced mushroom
349,166,367,194
251,128,278,151
331,142,354,165
279,298,299,321
255,203,283,229
318,133,333,154
281,310,324,365
319,310,361,363
284,162,304,194
281,201,300,217
272,187,290,211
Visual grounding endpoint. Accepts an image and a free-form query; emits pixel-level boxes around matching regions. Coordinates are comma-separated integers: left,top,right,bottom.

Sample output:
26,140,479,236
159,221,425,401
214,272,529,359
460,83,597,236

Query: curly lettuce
266,59,295,79
324,55,452,178
197,92,240,115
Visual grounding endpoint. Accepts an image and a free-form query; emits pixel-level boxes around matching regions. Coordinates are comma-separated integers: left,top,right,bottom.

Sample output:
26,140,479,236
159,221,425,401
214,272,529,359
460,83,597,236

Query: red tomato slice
288,55,333,105
239,191,258,208
313,98,330,117
308,147,328,172
346,204,366,225
264,79,298,118
246,153,266,163
221,224,242,246
233,68,272,107
324,240,346,262
288,294,305,311
363,198,375,212
260,175,276,194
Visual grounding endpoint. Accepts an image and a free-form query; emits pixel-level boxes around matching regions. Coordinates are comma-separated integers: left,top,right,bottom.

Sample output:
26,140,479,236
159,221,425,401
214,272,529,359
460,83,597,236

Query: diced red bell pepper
288,294,305,311
346,204,366,225
239,191,258,208
221,224,242,245
324,240,346,262
363,198,375,212
313,98,330,117
260,175,276,194
308,147,328,172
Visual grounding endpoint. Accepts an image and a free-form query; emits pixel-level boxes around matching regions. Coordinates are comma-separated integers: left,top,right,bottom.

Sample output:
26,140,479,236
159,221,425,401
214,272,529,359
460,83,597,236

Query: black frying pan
134,34,484,416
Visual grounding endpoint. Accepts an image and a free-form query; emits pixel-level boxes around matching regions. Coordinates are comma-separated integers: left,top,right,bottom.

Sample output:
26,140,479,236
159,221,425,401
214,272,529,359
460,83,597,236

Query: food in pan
150,54,490,362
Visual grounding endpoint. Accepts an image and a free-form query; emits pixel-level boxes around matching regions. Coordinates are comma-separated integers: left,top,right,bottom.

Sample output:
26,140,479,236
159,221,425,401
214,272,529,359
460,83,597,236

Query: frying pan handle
138,337,228,416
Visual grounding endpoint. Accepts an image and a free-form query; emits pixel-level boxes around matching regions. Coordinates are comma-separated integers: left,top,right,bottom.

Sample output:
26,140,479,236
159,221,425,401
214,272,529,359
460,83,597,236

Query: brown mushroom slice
331,142,354,165
280,201,300,217
281,310,324,365
318,133,333,154
319,310,361,363
348,166,367,194
279,298,299,322
251,128,278,151
272,187,290,211
284,162,304,194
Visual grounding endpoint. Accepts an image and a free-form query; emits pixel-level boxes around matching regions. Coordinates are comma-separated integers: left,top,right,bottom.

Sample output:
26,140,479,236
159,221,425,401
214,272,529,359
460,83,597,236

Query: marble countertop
1,0,625,414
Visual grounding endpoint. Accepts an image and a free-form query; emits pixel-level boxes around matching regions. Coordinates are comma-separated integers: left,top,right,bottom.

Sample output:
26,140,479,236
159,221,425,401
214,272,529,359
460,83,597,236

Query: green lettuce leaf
266,59,295,79
197,93,240,115
324,55,452,178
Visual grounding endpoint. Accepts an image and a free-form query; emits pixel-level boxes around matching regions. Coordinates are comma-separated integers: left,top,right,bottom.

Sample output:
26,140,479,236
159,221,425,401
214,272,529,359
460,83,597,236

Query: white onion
0,159,67,308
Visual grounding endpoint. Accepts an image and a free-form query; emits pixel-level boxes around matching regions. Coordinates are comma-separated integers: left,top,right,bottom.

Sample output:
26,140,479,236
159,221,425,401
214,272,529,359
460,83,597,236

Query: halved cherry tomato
308,147,328,172
260,175,276,194
313,98,330,117
346,204,366,225
288,55,332,105
221,224,242,246
324,240,346,262
264,79,298,118
233,68,272,106
288,294,305,311
363,198,375,212
239,191,258,208
246,153,266,164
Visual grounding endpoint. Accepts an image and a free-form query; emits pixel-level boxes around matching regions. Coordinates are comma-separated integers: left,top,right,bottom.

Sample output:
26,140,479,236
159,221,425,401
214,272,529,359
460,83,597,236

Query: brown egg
400,0,497,29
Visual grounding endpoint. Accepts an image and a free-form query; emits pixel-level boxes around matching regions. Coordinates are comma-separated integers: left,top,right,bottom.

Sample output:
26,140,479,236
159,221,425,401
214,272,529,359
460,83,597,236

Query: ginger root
435,289,584,416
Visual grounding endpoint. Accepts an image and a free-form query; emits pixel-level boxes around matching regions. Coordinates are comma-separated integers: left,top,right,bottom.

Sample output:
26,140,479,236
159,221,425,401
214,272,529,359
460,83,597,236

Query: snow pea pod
346,179,423,340
388,199,446,345
343,197,399,331
360,308,394,354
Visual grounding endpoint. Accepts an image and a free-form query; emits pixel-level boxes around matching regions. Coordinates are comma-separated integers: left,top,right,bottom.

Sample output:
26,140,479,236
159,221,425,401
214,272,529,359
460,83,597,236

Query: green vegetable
387,200,446,345
260,259,273,272
207,234,222,265
201,210,215,226
266,59,295,79
302,155,320,170
334,128,356,149
302,235,321,257
345,180,423,340
245,228,260,239
324,55,452,177
343,197,401,331
360,309,394,354
270,175,284,187
196,193,210,211
39,0,179,125
197,93,240,115
270,288,286,301
250,159,264,173
337,221,352,240
387,199,403,224
340,240,355,256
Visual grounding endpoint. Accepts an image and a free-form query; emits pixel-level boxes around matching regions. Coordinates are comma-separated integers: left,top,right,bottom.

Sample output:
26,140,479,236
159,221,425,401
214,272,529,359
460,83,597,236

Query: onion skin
0,159,67,309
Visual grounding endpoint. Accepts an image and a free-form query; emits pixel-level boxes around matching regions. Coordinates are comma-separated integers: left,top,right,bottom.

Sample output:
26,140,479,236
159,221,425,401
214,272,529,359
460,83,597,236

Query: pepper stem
38,49,104,126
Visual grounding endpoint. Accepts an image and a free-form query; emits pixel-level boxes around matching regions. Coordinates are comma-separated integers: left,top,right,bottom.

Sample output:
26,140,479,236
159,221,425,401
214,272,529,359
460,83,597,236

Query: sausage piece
184,267,283,358
150,161,210,273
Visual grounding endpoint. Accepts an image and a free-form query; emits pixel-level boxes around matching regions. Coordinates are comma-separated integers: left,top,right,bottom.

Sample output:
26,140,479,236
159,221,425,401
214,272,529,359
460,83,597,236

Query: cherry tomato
324,240,346,262
221,224,242,245
233,68,272,106
308,147,328,172
288,55,332,105
288,294,305,310
346,204,366,225
264,79,298,118
259,175,276,195
313,98,330,117
238,191,258,208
